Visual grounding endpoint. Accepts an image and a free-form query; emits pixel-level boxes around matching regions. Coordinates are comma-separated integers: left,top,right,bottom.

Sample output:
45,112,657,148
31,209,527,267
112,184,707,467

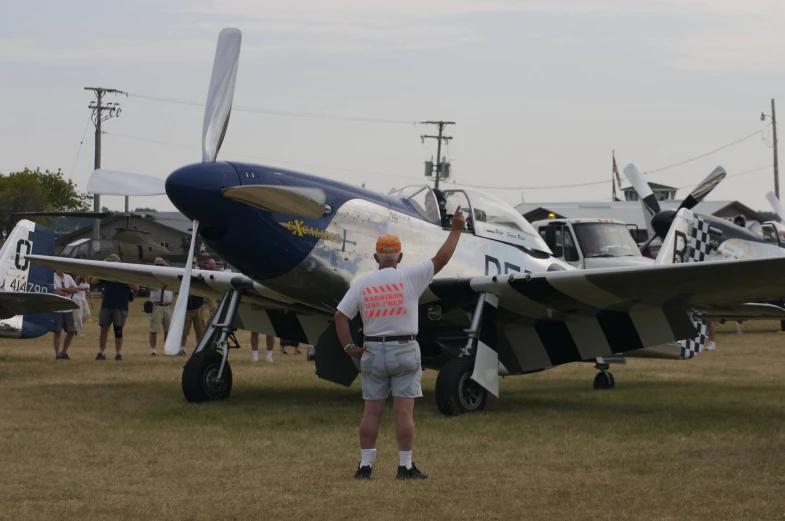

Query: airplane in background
0,220,79,339
24,28,785,415
623,164,785,260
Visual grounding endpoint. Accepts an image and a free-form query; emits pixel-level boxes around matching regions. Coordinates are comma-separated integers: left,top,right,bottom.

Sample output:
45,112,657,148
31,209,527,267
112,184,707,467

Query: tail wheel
593,370,615,390
182,349,233,402
435,357,489,416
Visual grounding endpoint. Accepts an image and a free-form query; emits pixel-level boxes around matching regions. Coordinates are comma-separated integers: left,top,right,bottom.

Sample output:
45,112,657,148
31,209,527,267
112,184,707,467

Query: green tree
758,211,778,222
134,207,157,212
0,168,92,235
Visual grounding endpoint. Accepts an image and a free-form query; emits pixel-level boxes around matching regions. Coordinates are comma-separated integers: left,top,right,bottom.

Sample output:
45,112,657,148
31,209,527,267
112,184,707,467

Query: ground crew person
149,258,174,356
335,206,466,480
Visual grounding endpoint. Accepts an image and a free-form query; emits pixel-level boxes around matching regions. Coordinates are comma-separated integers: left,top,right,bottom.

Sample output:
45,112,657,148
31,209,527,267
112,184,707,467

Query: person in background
52,269,80,359
149,258,174,356
71,274,94,337
706,321,717,351
250,332,275,362
280,338,302,356
203,258,218,324
91,254,139,361
181,293,205,355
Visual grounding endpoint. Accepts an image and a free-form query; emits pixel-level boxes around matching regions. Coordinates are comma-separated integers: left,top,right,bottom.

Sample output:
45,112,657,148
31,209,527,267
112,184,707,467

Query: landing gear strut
182,288,244,403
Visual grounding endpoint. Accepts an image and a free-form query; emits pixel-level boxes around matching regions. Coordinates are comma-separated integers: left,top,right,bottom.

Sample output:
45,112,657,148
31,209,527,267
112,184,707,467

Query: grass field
2,300,785,521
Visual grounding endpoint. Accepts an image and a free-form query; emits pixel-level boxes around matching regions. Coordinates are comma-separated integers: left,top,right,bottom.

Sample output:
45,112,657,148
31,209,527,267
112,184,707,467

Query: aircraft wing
427,256,785,395
25,255,313,311
0,292,79,319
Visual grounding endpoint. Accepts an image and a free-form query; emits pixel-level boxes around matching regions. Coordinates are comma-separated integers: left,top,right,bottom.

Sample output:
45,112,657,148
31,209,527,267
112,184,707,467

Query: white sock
151,349,157,354
266,351,273,361
252,351,259,362
99,349,105,355
360,448,377,468
399,450,412,469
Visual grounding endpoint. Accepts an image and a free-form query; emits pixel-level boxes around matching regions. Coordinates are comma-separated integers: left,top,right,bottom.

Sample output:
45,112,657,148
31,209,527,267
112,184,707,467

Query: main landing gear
435,292,491,415
182,288,244,402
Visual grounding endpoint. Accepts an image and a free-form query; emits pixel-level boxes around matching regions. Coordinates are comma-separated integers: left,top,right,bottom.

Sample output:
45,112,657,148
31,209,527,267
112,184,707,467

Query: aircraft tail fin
0,219,60,338
653,208,713,358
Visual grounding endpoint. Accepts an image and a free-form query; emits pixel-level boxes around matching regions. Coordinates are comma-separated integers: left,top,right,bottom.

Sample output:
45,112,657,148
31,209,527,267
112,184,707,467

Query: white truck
530,218,654,269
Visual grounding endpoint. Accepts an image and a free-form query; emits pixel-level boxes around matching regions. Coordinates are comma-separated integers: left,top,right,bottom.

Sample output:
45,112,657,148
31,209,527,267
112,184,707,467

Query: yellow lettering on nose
292,220,305,237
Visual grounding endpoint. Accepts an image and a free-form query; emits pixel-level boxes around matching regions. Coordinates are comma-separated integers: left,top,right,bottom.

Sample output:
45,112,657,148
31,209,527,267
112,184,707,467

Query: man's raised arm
431,206,466,275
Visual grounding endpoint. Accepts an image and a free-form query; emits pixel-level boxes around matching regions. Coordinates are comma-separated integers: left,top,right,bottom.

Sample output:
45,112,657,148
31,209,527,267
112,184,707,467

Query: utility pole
762,99,780,200
85,87,126,240
420,121,454,189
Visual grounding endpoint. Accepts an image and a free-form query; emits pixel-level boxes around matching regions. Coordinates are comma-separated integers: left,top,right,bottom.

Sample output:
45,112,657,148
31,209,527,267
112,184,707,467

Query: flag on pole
612,151,622,202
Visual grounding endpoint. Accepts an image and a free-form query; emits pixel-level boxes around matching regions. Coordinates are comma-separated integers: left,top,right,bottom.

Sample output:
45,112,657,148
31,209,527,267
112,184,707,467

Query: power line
68,113,92,180
126,93,418,125
643,125,769,175
104,131,422,182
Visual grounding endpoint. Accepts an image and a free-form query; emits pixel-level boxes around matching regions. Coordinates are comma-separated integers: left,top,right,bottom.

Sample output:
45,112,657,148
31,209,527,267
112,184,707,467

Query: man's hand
451,205,466,232
346,345,366,360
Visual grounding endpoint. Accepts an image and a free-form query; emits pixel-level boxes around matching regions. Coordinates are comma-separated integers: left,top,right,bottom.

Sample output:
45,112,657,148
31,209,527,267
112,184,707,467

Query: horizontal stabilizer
0,293,78,319
222,185,326,217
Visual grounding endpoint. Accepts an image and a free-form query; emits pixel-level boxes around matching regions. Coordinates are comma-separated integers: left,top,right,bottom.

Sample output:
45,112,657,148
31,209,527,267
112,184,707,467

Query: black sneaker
178,350,187,357
151,352,157,357
115,354,123,361
59,353,70,360
396,463,428,480
95,353,106,361
354,464,372,480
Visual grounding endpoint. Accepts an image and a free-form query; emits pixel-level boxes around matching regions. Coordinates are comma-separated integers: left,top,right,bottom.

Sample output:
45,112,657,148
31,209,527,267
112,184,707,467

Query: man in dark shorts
91,254,138,361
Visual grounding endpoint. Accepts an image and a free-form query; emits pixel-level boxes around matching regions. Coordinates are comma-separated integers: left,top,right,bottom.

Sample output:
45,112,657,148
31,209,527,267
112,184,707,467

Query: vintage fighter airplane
623,164,785,260
0,220,79,338
25,28,785,415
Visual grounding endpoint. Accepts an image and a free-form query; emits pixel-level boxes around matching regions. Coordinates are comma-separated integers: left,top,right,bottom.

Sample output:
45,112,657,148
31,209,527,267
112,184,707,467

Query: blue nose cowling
165,161,240,228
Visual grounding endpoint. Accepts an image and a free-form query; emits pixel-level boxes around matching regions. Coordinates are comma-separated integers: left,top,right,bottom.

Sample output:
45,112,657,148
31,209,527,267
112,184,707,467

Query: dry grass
1,301,785,521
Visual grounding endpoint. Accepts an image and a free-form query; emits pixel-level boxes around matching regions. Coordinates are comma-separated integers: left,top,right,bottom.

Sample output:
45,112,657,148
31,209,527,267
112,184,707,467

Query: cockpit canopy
390,185,551,254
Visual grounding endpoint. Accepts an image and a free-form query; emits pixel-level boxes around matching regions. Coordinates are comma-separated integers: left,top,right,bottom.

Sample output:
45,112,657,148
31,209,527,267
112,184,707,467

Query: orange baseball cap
376,234,402,254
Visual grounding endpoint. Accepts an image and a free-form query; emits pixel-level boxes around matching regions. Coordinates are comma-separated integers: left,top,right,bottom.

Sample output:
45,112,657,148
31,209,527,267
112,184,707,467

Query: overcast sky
2,0,784,213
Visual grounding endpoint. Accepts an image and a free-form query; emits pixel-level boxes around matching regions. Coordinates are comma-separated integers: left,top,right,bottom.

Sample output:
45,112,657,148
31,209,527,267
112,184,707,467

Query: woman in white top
72,275,94,337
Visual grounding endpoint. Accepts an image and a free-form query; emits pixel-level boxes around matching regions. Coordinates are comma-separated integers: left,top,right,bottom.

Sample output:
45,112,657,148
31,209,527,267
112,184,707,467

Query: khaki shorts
360,341,422,400
99,308,128,328
149,304,172,333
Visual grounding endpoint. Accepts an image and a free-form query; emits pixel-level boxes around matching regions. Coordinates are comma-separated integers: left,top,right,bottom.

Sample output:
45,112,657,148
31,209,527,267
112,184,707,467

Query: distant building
620,182,678,202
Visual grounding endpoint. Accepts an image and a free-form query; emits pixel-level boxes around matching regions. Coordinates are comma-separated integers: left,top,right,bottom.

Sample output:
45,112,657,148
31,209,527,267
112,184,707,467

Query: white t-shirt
53,273,76,313
72,282,90,301
150,289,174,304
337,260,434,337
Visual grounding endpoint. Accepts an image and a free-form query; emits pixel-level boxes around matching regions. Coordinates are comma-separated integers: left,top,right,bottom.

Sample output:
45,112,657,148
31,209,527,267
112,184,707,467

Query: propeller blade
766,191,785,222
622,163,661,215
202,28,242,163
678,166,726,211
87,169,166,196
164,220,199,356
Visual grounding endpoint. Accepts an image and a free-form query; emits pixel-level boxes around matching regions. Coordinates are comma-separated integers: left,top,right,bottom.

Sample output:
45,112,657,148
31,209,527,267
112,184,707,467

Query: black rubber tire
593,370,615,390
435,357,489,416
182,350,233,403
